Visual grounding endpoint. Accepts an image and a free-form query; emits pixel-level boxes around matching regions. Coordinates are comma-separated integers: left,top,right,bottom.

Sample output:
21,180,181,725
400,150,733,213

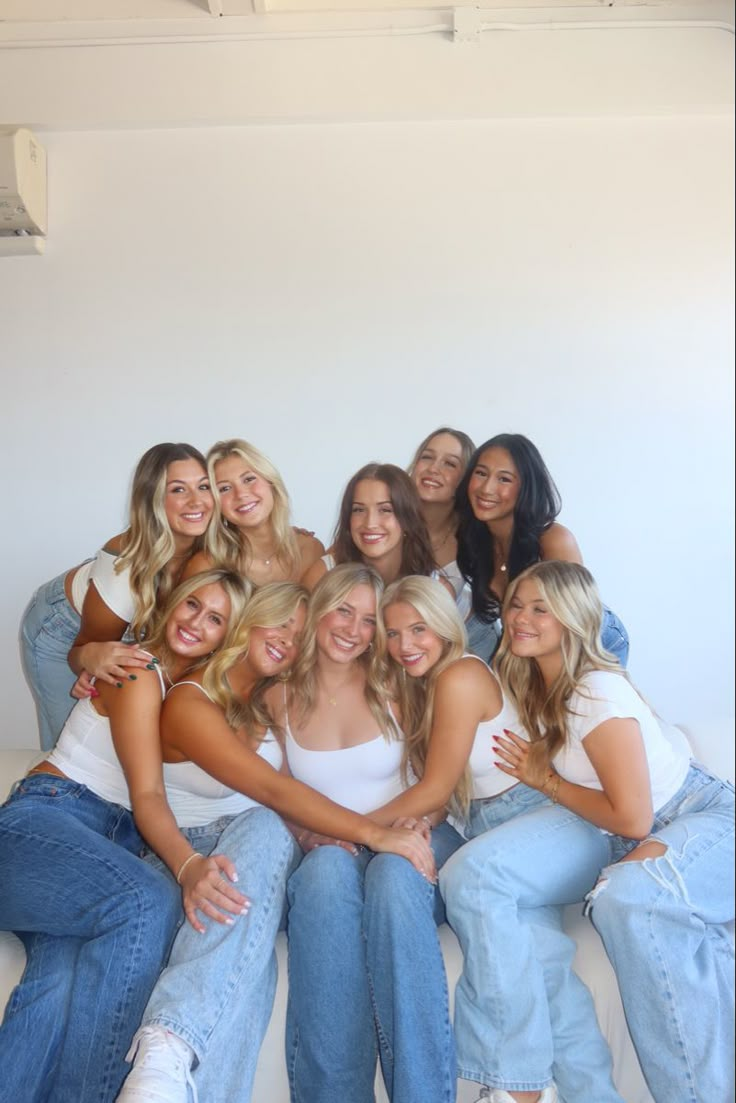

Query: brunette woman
185,438,324,586
272,564,461,1103
455,434,629,665
118,580,433,1103
20,442,214,749
301,462,441,593
0,569,251,1103
381,574,626,1103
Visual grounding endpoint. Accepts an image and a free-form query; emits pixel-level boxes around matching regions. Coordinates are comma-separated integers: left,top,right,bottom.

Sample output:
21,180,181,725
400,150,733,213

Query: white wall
0,21,733,749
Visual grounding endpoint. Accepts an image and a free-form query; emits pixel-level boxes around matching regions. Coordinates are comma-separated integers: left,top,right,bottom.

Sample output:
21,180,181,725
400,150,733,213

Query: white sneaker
484,1089,558,1103
116,1026,197,1103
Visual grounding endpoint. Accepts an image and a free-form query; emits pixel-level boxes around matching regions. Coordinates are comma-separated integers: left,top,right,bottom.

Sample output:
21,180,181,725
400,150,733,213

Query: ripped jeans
586,763,735,1103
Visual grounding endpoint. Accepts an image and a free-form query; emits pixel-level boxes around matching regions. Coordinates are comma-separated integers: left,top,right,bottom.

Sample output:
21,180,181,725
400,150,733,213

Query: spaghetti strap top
162,678,284,828
282,686,404,814
460,654,525,800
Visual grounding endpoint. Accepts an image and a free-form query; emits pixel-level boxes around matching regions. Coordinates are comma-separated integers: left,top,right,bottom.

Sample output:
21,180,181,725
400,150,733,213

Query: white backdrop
0,42,733,748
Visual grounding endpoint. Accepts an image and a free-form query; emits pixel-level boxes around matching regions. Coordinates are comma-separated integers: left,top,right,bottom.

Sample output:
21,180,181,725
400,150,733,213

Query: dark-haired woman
302,462,446,592
20,443,214,749
455,434,628,665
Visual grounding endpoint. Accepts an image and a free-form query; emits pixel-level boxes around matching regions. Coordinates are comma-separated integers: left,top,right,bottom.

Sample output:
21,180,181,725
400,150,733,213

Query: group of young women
1,429,732,1103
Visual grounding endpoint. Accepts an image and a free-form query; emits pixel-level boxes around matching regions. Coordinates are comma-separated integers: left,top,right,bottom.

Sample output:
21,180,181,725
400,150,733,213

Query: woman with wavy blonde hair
439,561,733,1103
119,576,433,1103
184,438,324,586
270,564,462,1103
21,442,214,750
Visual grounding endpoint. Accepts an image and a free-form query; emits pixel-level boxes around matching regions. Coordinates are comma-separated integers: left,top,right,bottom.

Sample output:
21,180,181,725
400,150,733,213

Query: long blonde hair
115,443,210,639
203,581,308,737
380,575,470,811
145,568,252,676
204,439,298,576
494,561,624,761
289,563,398,739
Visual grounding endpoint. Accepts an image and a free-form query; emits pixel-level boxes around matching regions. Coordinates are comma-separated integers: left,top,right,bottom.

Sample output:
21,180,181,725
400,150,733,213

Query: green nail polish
129,674,137,681
116,682,123,688
146,663,155,669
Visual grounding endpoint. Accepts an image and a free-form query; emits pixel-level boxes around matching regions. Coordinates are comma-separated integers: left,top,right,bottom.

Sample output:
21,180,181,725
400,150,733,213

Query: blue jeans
440,784,624,1102
0,774,181,1103
138,806,300,1103
465,612,502,664
20,570,83,751
587,763,735,1103
601,606,629,668
286,820,463,1103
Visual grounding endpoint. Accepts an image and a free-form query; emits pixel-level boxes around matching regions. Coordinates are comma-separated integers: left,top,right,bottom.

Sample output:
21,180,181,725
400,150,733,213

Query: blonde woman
119,580,433,1103
184,438,324,586
1,569,251,1103
441,561,733,1103
273,564,462,1103
381,574,625,1103
20,442,214,749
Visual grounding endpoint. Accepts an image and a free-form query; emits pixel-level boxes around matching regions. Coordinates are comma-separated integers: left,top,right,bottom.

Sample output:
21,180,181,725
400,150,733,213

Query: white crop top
70,547,136,623
48,663,167,809
463,655,527,800
283,698,404,814
553,671,691,814
162,681,284,828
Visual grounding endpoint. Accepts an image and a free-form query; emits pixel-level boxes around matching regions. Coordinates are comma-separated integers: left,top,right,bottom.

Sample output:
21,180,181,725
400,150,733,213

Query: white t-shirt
553,670,691,814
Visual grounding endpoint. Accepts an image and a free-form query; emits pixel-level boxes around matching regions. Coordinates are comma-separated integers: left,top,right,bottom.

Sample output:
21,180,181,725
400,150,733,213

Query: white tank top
463,654,526,800
163,681,284,828
48,663,167,809
284,696,404,814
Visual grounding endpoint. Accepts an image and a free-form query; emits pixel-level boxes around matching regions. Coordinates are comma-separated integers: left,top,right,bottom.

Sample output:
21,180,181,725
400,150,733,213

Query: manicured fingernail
116,682,123,688
146,662,155,669
129,674,137,681
151,657,161,664
225,917,234,926
241,905,250,914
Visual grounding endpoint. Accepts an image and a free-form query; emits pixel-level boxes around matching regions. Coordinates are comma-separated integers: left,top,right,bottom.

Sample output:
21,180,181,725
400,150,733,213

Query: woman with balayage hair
21,442,214,749
184,438,324,587
440,561,733,1103
455,433,629,665
1,568,251,1103
272,564,462,1103
381,572,626,1103
118,577,434,1103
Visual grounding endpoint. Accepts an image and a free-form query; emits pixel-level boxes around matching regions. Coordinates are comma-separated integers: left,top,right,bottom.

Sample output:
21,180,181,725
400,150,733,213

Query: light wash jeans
600,606,629,668
587,763,735,1103
440,784,624,1103
286,820,463,1103
0,774,181,1103
20,570,83,751
136,806,300,1103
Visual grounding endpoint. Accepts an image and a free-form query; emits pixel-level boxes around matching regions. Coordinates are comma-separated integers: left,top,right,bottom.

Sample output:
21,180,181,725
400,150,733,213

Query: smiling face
214,454,275,530
247,602,307,679
412,432,466,505
315,583,377,665
505,578,565,675
349,479,403,563
383,600,445,678
165,581,231,659
163,459,214,542
467,447,521,526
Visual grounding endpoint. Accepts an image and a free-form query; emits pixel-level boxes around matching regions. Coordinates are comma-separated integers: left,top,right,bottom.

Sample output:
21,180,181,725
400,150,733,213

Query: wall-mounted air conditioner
0,128,47,256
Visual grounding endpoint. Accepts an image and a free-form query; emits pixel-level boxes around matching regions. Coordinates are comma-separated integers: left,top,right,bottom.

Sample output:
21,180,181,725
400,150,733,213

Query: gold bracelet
548,773,561,804
176,852,199,885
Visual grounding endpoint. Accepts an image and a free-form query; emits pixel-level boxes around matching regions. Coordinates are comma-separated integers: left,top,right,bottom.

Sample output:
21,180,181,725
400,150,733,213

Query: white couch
1,723,732,1103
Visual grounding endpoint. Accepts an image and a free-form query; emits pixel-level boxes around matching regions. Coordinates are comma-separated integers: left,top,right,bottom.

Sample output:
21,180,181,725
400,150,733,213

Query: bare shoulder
181,550,214,581
539,523,583,563
437,655,500,701
263,680,287,724
102,532,127,555
295,530,326,570
300,556,328,590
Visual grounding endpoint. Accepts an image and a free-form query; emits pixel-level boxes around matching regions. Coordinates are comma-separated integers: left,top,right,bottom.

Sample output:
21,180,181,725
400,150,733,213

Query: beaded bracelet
176,852,199,884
